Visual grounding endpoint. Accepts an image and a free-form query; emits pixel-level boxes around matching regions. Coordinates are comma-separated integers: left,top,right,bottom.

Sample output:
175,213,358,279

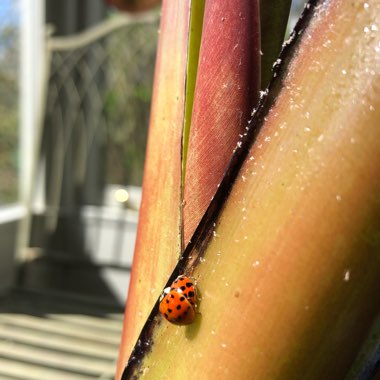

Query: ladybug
169,275,197,306
159,275,197,325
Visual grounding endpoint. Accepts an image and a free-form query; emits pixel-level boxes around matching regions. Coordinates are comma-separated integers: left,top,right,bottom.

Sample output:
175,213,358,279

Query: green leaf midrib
181,0,205,186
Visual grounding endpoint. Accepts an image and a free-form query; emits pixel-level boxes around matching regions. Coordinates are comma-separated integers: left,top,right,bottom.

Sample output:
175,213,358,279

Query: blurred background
0,0,306,379
0,0,159,378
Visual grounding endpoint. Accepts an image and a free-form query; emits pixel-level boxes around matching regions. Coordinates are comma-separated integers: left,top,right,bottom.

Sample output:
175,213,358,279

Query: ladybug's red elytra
159,275,197,325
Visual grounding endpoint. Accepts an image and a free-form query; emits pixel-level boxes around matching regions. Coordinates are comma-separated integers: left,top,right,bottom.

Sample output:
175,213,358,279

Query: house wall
0,206,25,293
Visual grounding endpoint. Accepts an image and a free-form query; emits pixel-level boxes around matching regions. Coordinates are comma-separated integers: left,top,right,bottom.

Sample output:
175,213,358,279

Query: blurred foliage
260,0,292,89
103,20,157,186
0,12,19,204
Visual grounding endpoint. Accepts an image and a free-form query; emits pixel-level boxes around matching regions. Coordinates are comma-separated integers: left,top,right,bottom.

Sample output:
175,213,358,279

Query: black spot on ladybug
186,282,193,287
184,311,188,316
166,299,169,304
188,291,195,298
176,305,181,310
180,286,186,291
168,308,172,313
164,313,168,319
170,294,174,298
180,296,185,302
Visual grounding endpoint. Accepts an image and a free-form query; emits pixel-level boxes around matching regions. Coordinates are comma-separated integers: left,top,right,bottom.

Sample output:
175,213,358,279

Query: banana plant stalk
116,2,191,376
182,0,260,244
117,0,262,376
118,0,380,378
